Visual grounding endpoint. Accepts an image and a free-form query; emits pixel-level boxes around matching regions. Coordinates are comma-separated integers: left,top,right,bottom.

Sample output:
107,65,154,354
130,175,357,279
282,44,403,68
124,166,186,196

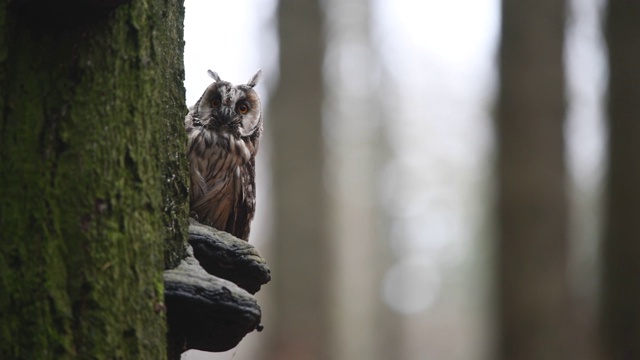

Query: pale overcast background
181,0,605,359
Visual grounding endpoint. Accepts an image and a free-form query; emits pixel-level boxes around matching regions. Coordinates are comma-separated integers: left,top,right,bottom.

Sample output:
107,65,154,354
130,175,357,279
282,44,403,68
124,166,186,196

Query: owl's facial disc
204,85,238,127
198,80,260,137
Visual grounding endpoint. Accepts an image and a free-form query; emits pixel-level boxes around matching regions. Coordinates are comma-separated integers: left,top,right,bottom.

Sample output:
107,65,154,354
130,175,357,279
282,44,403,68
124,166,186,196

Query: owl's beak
218,106,235,123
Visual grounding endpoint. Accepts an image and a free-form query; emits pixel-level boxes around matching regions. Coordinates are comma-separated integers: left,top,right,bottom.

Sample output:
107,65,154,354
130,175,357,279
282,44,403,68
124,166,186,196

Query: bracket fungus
164,220,270,354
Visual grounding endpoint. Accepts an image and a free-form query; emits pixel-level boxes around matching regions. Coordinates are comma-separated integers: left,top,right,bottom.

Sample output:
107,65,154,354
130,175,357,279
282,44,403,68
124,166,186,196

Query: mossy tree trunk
601,0,640,358
496,0,574,359
0,0,188,359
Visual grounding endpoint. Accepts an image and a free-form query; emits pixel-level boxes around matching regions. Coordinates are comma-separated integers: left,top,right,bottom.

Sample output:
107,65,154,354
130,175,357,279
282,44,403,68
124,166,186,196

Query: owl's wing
229,159,257,241
190,167,206,202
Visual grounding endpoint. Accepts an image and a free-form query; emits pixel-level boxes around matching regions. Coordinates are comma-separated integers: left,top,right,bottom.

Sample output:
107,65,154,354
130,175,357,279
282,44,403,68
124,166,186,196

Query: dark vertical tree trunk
496,0,572,359
601,1,640,358
266,0,330,359
0,1,188,358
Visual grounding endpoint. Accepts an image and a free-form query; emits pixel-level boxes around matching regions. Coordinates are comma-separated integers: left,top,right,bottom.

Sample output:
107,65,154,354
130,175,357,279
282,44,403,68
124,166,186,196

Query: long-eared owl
185,70,263,241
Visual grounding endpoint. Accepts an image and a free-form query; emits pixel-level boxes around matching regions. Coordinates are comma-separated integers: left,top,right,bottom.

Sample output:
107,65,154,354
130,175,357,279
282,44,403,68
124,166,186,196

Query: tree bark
0,1,188,358
601,0,640,358
496,0,572,359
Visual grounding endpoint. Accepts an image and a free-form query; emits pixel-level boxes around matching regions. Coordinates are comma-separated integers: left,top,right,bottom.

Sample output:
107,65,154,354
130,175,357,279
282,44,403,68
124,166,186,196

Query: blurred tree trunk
0,1,188,359
496,0,573,359
266,0,331,360
323,0,402,359
600,0,640,358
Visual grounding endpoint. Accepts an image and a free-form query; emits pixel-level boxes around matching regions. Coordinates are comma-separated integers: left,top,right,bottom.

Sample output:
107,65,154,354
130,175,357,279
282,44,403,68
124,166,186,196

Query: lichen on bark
0,0,188,358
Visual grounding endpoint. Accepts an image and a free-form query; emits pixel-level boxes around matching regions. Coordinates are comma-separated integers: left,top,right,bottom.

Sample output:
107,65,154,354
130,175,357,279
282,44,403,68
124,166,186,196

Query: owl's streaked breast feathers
185,70,263,241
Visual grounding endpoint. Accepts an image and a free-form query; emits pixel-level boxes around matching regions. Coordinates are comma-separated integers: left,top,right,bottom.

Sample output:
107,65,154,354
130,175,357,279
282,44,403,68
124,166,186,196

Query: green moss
0,0,188,358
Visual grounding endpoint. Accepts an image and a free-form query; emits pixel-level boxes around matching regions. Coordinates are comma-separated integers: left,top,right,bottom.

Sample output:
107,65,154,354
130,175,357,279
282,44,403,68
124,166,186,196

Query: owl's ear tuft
207,70,221,82
246,70,262,88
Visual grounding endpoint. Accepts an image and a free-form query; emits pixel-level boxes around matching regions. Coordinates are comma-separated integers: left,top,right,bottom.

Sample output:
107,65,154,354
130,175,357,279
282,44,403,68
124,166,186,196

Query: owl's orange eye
237,102,249,114
211,98,221,107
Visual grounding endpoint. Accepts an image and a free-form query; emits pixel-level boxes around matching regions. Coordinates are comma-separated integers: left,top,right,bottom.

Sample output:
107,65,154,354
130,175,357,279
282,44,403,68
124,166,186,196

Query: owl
185,70,263,241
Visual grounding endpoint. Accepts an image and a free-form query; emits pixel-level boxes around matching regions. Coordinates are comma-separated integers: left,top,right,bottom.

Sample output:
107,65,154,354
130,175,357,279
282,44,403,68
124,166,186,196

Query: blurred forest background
182,0,639,359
